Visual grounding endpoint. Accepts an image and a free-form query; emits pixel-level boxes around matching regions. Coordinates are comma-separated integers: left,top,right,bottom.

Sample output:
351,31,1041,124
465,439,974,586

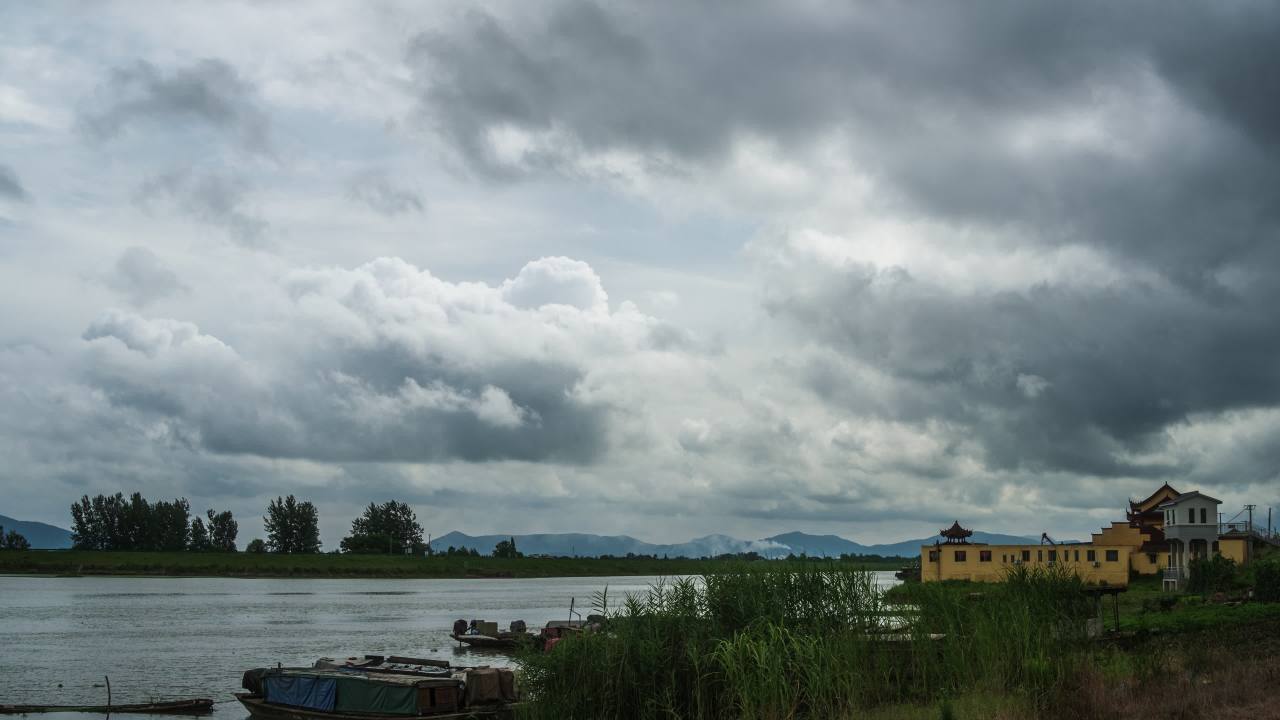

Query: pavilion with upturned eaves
939,521,973,545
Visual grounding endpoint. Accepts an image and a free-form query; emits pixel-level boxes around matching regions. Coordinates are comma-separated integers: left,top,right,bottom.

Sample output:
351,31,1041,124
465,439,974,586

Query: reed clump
517,564,1094,719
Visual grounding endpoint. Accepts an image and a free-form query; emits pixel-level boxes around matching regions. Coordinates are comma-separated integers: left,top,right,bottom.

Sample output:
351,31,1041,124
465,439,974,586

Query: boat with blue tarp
237,655,518,719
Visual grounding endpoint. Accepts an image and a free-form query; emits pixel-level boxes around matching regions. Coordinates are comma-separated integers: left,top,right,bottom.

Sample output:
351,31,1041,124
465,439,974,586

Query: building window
1021,550,1031,562
1037,550,1043,562
1200,508,1207,524
980,550,992,562
955,551,967,562
1074,550,1080,562
1106,550,1119,562
928,551,939,562
1188,508,1195,524
1048,550,1057,562
1212,541,1219,554
1147,553,1157,564
1087,549,1096,562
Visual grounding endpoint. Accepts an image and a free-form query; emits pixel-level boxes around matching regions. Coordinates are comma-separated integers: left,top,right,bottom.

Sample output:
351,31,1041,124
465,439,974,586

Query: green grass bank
0,549,903,579
515,564,1280,720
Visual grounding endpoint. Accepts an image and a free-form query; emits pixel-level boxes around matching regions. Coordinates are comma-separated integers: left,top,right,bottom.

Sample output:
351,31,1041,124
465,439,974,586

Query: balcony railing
1163,566,1183,581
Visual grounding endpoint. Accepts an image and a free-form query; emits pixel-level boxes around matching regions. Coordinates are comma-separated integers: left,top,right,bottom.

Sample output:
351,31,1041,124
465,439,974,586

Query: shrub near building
1254,556,1280,603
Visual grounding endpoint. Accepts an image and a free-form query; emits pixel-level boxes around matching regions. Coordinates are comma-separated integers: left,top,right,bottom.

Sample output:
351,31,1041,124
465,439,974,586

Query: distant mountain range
0,513,1058,558
0,514,73,549
429,529,1052,559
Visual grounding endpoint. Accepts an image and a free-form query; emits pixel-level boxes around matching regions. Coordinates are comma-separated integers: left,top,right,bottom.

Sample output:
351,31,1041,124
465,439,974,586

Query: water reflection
0,572,899,720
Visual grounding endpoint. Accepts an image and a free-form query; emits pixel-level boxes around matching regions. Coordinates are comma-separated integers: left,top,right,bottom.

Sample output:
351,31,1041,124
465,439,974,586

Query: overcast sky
3,1,1279,548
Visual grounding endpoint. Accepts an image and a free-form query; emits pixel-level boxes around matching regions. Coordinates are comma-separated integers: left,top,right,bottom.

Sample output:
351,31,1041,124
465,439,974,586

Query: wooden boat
449,633,532,650
0,699,214,715
236,694,515,720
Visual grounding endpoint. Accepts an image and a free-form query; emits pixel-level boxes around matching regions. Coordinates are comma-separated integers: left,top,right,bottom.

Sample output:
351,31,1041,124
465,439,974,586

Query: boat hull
0,700,213,715
449,634,532,650
236,694,515,720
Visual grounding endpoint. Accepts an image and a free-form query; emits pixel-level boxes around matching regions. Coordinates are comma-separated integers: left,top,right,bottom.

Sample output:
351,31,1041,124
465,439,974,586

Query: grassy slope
888,573,1280,634
0,550,902,579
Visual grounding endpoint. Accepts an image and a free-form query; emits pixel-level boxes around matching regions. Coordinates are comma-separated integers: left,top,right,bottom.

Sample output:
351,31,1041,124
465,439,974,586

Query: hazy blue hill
863,531,1046,559
0,514,73,549
431,529,1058,560
430,531,657,557
762,531,872,557
430,531,789,558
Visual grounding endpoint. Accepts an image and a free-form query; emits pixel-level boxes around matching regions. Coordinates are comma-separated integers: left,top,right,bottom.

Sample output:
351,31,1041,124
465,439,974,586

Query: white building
1158,491,1221,590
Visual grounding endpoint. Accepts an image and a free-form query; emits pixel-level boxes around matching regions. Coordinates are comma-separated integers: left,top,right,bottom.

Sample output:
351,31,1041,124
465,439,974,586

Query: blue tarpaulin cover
264,675,337,711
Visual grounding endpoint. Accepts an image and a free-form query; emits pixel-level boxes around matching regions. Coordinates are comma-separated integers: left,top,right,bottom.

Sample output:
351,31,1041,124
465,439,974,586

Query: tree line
64,493,530,558
0,525,31,550
70,493,238,552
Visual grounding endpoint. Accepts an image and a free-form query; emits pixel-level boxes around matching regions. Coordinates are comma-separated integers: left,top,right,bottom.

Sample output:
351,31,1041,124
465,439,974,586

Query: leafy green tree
69,493,189,551
1,527,32,551
188,517,211,551
207,510,238,552
71,493,126,550
264,495,322,554
340,501,424,555
1255,556,1280,603
492,537,523,559
444,545,480,557
246,538,267,554
1187,554,1238,595
151,498,191,552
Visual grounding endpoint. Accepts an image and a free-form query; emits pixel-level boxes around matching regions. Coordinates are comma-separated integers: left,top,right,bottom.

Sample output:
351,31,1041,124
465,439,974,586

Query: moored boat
235,693,515,720
449,619,534,651
0,699,214,715
449,632,534,650
238,657,518,720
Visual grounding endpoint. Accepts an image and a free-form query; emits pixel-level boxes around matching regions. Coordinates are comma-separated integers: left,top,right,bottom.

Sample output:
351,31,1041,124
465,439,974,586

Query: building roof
1155,490,1221,508
939,521,973,540
1130,483,1180,513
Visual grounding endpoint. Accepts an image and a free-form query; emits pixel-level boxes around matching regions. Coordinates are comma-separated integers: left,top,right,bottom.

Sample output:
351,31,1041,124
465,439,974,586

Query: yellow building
1092,521,1168,575
921,484,1265,589
1218,535,1252,565
921,522,1131,587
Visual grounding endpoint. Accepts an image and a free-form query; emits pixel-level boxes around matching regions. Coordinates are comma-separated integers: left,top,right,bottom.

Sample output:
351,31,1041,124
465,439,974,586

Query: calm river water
0,572,898,719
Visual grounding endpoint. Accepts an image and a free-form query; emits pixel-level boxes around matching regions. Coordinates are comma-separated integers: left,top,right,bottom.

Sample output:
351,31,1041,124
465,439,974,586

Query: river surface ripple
0,572,899,719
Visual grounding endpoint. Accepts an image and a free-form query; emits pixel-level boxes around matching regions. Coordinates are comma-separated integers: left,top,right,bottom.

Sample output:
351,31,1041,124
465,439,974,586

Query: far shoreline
0,549,905,580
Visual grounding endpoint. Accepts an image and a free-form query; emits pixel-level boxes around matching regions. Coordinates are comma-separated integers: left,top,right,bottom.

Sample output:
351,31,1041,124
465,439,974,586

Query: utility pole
1246,504,1256,535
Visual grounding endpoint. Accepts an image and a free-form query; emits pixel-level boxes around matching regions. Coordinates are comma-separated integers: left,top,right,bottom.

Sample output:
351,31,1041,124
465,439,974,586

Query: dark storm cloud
136,170,269,248
105,247,187,306
769,261,1280,477
410,1,1280,273
80,59,270,152
346,171,425,216
0,164,27,200
411,1,1280,480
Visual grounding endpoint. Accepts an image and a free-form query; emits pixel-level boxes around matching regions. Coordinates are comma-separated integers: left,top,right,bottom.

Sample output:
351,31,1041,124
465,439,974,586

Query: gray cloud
136,170,269,248
76,257,665,465
414,1,1280,485
766,255,1280,479
411,2,1280,275
80,59,271,152
105,247,187,306
346,171,425,216
0,164,27,201
5,2,1280,542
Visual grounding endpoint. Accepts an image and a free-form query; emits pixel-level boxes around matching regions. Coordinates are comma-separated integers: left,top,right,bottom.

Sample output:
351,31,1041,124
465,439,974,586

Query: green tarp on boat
333,675,418,716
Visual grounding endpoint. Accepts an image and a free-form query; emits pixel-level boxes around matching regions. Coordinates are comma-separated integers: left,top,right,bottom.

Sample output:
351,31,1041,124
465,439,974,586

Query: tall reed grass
517,564,1094,719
